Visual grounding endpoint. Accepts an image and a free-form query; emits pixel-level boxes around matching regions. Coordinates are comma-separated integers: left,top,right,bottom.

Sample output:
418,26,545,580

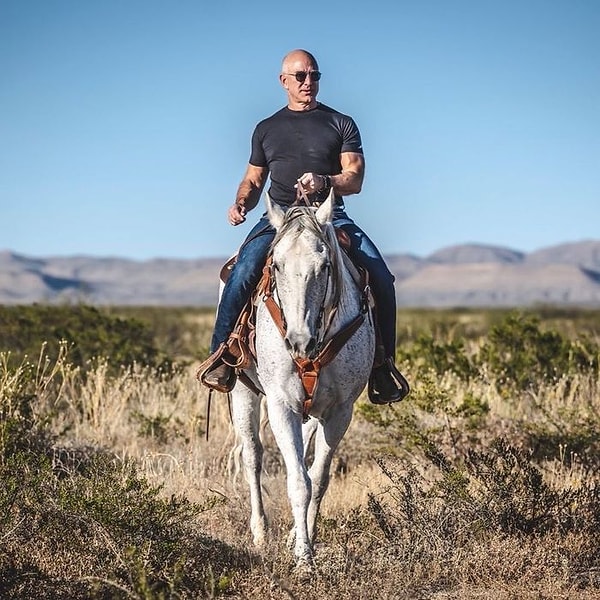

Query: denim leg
210,218,275,353
333,217,397,359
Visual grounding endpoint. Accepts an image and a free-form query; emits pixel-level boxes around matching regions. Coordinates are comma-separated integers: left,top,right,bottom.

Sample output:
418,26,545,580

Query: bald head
280,49,321,111
281,49,319,74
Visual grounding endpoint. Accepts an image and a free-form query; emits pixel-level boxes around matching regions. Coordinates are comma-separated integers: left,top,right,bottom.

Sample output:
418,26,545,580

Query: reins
295,180,311,206
205,388,233,441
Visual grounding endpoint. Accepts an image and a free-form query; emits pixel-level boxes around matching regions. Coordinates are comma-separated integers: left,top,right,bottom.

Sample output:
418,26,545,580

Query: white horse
230,189,375,568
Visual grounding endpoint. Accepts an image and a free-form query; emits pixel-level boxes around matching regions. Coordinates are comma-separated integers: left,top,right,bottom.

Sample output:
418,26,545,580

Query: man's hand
228,164,267,225
296,172,326,194
228,203,247,226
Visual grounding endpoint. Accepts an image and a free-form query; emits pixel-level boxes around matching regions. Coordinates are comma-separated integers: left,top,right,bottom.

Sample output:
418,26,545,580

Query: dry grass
2,308,600,598
40,365,600,597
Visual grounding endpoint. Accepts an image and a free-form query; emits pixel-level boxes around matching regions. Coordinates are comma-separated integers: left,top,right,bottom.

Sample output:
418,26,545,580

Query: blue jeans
210,208,397,359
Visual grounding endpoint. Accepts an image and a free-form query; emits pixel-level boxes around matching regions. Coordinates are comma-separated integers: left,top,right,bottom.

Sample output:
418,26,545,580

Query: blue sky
1,0,598,260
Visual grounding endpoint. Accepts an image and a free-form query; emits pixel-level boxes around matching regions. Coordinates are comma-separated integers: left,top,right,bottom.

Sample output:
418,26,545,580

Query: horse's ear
265,192,285,229
315,187,335,225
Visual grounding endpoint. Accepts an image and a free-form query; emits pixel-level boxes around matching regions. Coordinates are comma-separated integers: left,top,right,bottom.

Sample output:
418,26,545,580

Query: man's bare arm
228,164,268,226
330,152,364,196
296,152,365,197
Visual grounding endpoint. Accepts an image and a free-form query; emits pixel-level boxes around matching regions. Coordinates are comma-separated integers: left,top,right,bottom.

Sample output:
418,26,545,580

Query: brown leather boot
201,359,236,393
368,359,410,405
196,341,240,393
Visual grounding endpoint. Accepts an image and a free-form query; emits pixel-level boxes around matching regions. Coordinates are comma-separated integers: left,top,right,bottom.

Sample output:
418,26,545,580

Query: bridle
269,238,334,358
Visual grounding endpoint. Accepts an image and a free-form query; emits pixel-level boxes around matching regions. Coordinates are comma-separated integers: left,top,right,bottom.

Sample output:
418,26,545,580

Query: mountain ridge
1,240,599,307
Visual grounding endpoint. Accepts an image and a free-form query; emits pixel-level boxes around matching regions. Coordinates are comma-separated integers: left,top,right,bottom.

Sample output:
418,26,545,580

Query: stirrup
368,358,410,405
196,343,238,393
388,359,410,398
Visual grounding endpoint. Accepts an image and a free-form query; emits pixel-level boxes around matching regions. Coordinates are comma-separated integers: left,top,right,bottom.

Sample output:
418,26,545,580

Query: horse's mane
271,206,345,309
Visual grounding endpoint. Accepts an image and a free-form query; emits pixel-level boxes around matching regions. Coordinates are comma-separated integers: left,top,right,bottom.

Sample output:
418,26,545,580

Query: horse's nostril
285,334,315,358
285,337,301,356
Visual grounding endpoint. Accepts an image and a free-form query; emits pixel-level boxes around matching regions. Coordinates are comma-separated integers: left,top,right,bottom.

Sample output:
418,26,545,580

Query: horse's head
265,190,341,359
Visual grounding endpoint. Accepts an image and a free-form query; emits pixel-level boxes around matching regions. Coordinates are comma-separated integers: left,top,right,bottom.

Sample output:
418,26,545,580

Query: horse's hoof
251,518,268,547
293,557,315,582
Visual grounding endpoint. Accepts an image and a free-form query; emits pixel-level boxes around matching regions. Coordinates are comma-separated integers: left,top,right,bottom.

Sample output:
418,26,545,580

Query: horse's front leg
302,416,319,460
266,396,313,565
231,385,268,546
307,402,354,544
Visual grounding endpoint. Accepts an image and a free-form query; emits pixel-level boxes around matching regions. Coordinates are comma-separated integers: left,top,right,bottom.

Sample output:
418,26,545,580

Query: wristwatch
321,175,331,191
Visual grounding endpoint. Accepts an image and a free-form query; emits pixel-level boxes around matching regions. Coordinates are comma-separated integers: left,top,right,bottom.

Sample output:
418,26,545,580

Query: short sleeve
249,125,267,167
340,116,363,154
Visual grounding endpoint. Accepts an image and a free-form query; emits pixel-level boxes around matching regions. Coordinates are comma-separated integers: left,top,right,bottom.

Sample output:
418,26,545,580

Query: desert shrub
395,311,599,392
107,306,216,362
0,450,241,599
478,312,599,392
461,438,600,536
363,311,599,480
0,355,55,463
397,334,477,381
366,438,600,588
397,307,600,344
131,410,174,444
525,423,600,466
0,352,245,599
0,304,170,373
357,371,491,460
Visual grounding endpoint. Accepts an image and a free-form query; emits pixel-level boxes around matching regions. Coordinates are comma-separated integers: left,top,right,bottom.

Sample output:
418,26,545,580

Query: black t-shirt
249,103,363,207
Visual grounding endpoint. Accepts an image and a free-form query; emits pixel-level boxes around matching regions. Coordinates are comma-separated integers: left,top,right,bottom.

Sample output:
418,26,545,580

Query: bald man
201,49,409,404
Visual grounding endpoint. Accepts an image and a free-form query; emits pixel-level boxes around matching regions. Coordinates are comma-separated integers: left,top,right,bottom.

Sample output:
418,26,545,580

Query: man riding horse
201,49,409,404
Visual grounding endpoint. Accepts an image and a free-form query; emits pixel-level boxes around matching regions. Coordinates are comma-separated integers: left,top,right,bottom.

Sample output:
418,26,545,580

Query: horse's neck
328,243,364,323
339,251,363,289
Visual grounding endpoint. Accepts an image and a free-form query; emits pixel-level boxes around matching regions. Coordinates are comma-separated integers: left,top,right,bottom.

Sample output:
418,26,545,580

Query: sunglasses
285,70,322,83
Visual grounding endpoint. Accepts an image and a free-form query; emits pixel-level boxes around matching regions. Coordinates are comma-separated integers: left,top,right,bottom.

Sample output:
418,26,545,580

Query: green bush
0,357,52,463
369,438,600,551
0,305,170,372
397,334,477,381
0,352,244,599
479,312,599,392
0,450,241,598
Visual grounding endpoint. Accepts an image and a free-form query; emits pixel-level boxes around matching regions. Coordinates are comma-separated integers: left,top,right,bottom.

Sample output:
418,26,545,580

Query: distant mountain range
2,240,600,307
